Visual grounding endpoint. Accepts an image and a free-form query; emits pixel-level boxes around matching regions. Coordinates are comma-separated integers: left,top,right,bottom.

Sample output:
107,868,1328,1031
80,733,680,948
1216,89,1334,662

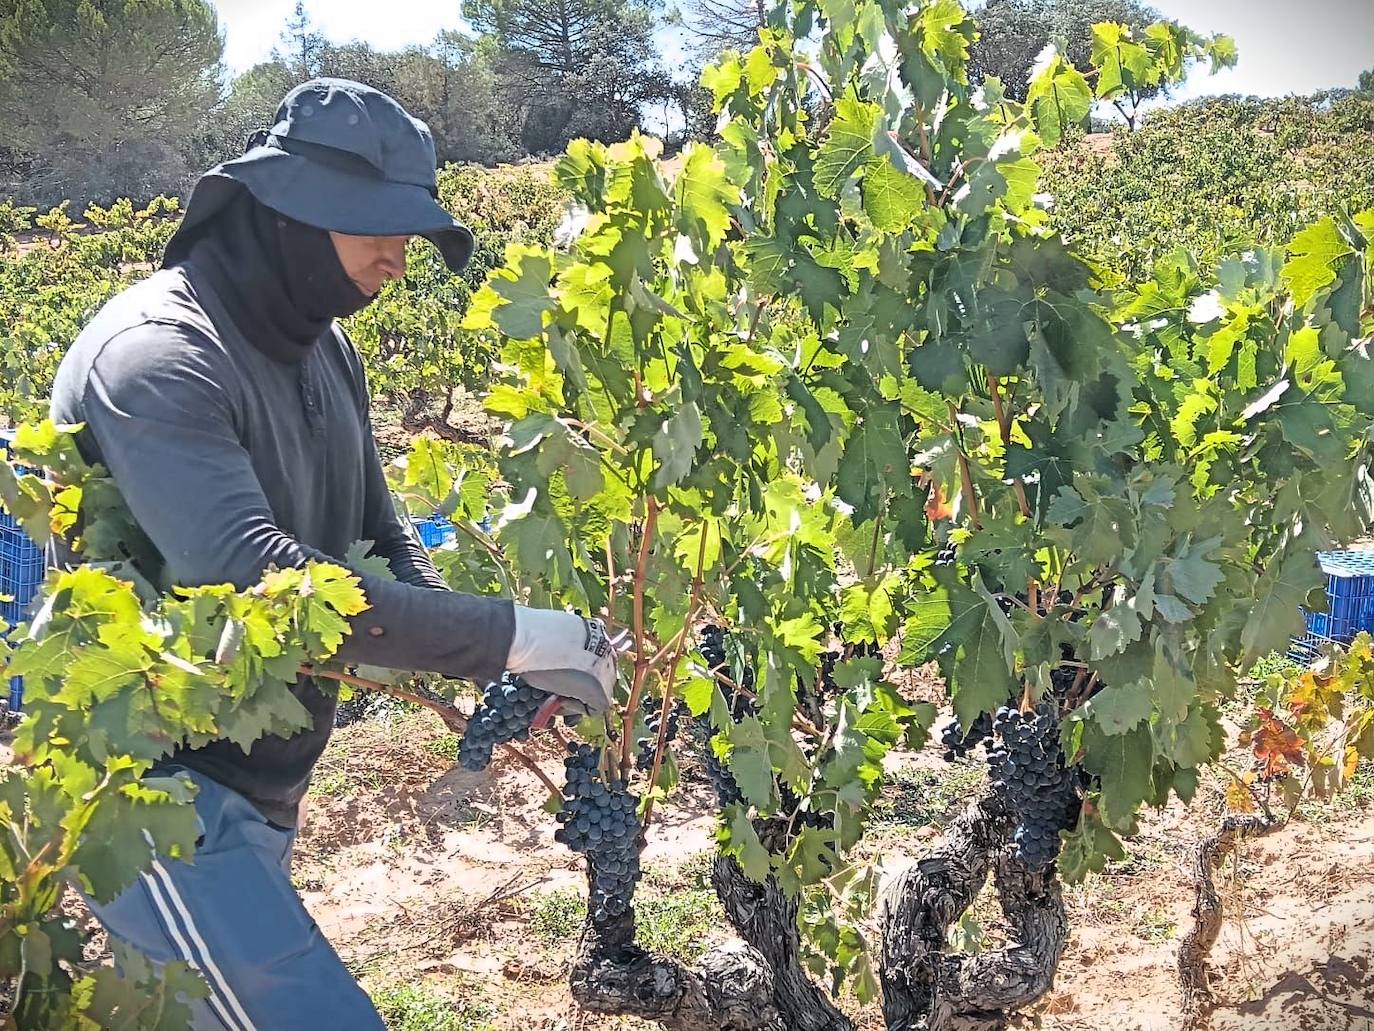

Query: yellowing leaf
1225,773,1258,813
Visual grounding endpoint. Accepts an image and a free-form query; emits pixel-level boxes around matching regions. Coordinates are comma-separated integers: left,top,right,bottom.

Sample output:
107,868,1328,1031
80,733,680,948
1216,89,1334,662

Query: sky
210,0,1374,100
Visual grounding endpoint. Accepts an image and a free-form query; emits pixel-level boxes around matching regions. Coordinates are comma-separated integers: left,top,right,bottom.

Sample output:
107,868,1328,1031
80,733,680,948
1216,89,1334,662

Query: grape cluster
693,625,754,805
987,706,1083,870
334,692,376,728
457,674,552,772
935,543,958,566
700,624,756,694
940,709,994,761
636,701,683,770
554,744,642,926
796,648,840,719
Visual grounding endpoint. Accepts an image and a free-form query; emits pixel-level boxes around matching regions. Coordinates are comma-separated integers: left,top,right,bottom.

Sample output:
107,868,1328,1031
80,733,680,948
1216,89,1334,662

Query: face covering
184,189,374,363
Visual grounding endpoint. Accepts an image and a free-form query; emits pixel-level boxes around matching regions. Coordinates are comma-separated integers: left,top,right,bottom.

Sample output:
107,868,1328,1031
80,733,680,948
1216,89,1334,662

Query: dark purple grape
941,709,994,761
986,706,1083,870
457,674,552,772
556,744,642,928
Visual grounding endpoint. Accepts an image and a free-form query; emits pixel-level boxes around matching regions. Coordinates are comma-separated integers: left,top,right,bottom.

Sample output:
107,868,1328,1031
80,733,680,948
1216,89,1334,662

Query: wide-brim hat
165,78,474,273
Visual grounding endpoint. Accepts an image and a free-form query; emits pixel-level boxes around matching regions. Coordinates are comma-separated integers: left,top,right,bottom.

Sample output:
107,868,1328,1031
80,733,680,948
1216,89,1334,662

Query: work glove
505,606,621,716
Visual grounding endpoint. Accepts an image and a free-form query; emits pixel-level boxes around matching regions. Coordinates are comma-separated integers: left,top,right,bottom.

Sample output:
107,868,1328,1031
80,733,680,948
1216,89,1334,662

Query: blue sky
211,0,1373,100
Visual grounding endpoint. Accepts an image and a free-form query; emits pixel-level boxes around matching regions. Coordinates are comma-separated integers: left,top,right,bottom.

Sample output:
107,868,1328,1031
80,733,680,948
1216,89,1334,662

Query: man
49,79,615,1029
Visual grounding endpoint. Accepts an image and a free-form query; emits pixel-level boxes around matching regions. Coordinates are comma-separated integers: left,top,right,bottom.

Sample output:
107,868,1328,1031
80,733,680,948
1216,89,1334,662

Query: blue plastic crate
412,515,456,548
0,507,45,713
1290,629,1340,665
1288,550,1374,663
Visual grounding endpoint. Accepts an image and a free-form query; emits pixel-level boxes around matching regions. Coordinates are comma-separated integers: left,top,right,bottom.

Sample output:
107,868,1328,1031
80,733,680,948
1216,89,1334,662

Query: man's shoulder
69,268,221,359
52,269,232,416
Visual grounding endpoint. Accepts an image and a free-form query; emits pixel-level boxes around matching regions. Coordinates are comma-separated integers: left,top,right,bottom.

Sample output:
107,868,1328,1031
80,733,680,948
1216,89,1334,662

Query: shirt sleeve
78,324,513,681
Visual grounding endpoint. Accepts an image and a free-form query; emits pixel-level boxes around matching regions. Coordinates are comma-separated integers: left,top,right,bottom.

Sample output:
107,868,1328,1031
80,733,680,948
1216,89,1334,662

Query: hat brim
166,147,475,273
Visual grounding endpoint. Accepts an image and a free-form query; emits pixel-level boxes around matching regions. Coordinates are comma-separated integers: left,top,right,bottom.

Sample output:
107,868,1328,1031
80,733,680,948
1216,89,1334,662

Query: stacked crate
0,432,46,715
1289,550,1374,663
412,514,457,548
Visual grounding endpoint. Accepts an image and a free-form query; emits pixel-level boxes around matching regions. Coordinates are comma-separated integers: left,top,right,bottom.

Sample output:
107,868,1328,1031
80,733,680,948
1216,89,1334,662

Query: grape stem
709,663,824,739
604,537,618,630
619,496,661,775
988,374,1033,521
914,115,939,206
948,401,982,529
635,513,709,791
797,60,834,102
867,507,884,578
745,296,771,344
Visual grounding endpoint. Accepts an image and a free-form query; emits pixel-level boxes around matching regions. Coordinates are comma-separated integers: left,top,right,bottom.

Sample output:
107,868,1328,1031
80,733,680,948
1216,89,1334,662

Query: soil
278,704,1374,1031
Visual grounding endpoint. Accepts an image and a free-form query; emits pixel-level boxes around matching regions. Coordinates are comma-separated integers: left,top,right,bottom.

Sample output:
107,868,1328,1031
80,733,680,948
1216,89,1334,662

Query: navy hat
165,78,474,272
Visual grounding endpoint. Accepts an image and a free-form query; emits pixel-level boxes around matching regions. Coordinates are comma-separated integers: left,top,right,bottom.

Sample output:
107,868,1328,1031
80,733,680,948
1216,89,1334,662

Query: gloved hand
506,606,620,715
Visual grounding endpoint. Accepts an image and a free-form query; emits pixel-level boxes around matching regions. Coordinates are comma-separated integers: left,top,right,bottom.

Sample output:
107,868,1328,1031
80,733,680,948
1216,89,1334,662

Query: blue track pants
85,767,385,1030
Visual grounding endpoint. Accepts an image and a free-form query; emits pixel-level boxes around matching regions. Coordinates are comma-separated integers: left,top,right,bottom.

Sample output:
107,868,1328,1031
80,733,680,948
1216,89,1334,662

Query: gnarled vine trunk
569,876,785,1030
570,787,1069,1031
1176,813,1279,1031
711,852,855,1031
879,790,1069,1030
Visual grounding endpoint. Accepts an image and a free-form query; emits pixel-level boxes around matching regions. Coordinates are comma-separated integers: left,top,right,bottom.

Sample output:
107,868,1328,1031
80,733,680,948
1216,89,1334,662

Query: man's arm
78,326,513,680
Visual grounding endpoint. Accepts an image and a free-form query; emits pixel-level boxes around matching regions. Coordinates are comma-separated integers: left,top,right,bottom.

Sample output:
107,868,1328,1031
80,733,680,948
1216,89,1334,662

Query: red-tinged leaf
1251,707,1306,781
924,479,954,522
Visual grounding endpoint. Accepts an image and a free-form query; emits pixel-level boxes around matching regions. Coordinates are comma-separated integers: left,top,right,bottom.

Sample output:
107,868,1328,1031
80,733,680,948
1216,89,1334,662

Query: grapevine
1,0,1373,1026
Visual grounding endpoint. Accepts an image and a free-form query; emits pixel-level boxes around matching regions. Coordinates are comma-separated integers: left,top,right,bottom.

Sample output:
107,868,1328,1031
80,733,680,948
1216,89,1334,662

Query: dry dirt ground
4,691,1371,1030
285,703,1374,1031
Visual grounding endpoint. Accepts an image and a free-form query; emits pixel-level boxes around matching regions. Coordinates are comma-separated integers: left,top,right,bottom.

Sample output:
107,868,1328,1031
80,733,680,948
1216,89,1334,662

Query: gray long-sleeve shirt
49,263,514,825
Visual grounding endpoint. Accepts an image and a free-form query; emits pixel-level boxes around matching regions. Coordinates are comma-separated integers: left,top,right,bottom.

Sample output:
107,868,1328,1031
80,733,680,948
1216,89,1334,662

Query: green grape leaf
1241,550,1320,664
83,945,208,1030
75,778,200,903
344,540,398,582
1081,720,1155,828
1163,707,1217,769
675,144,740,252
916,0,973,74
723,714,776,808
465,247,554,340
949,612,1018,729
652,402,704,489
1162,536,1224,605
1088,602,1144,660
786,373,835,451
1087,681,1152,735
720,806,773,883
814,97,879,199
789,824,841,885
680,673,719,717
1282,217,1355,311
1025,49,1093,148
838,574,900,645
898,581,983,665
1091,22,1155,99
836,407,910,523
701,53,745,107
1152,642,1195,723
861,156,923,231
1059,808,1127,882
